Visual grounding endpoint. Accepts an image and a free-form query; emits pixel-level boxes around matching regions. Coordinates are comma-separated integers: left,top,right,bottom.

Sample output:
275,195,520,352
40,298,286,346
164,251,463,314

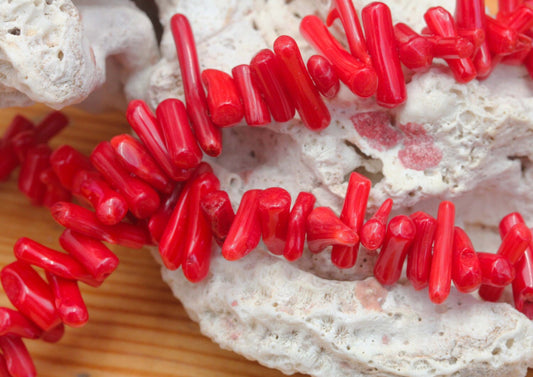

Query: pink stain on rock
351,111,401,151
397,123,442,171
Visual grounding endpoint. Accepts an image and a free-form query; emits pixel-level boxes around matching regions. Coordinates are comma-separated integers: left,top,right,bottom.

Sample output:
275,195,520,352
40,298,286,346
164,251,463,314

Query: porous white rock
0,0,159,109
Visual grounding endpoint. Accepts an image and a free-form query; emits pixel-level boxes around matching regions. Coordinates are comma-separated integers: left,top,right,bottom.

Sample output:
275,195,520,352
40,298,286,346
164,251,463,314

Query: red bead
18,145,51,205
1,261,60,331
429,201,455,304
427,36,475,59
250,49,295,123
155,98,203,170
406,211,437,290
2,115,34,142
306,55,340,98
326,0,372,65
257,187,291,255
201,190,235,247
282,192,316,262
59,229,119,283
505,4,533,32
50,201,150,248
10,130,36,163
40,322,64,343
0,353,12,377
91,141,160,219
360,198,393,251
46,271,88,328
0,308,42,339
300,15,378,98
373,215,416,286
394,23,434,71
499,0,523,16
110,134,173,194
170,14,222,157
477,252,515,288
0,335,36,377
222,189,262,261
451,227,482,293
231,64,271,126
33,111,68,144
306,207,358,254
501,33,532,65
0,142,20,182
273,35,331,131
126,100,194,181
362,2,407,108
50,145,93,190
331,172,371,269
148,183,183,243
513,241,533,318
486,16,520,54
40,168,72,208
201,69,244,127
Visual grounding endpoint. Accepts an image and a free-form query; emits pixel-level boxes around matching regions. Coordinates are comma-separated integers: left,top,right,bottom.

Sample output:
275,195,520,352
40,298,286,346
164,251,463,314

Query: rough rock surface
0,0,158,109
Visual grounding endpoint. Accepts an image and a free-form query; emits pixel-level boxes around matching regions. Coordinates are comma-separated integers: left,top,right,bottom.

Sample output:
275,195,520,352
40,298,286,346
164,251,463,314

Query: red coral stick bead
283,192,316,262
33,111,68,144
155,98,203,170
201,190,235,247
406,211,437,290
427,36,475,59
91,141,160,219
110,134,173,194
2,115,34,142
0,354,9,377
40,323,64,343
331,172,371,269
451,227,482,293
50,201,149,248
1,261,60,331
477,252,515,288
126,100,193,181
250,49,295,123
486,16,520,54
306,207,358,254
201,69,244,127
257,187,291,255
505,4,533,32
374,215,416,286
18,145,51,205
0,335,36,377
45,271,88,328
40,168,72,208
501,33,532,64
170,14,222,157
499,0,523,16
59,229,119,282
274,35,331,131
300,15,378,98
222,189,262,261
231,64,271,126
0,142,20,182
326,0,372,65
10,130,36,163
0,308,41,340
360,198,393,251
424,7,477,83
361,2,407,108
429,201,455,304
148,183,183,243
394,23,434,71
50,145,93,190
513,242,533,318
306,55,340,98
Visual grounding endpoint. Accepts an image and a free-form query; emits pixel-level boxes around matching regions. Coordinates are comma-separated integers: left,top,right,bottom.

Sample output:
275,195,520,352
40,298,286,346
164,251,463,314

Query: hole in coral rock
506,338,514,348
508,155,532,178
132,0,163,43
45,0,53,4
492,347,501,355
57,50,64,61
8,27,20,36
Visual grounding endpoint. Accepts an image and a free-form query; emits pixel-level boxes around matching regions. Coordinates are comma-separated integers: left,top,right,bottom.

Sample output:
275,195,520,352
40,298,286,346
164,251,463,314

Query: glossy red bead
374,215,416,286
499,0,523,16
40,322,64,343
505,4,533,32
0,354,9,377
513,241,533,318
2,115,34,142
148,183,183,243
33,111,68,144
360,198,393,251
0,308,42,340
477,252,515,288
306,55,340,98
201,190,235,247
406,211,437,290
170,14,222,157
49,145,93,190
486,16,520,54
0,142,20,182
201,69,244,127
306,207,358,254
46,271,88,328
18,145,51,205
394,23,434,71
257,187,291,255
10,130,36,163
283,192,316,262
427,36,475,59
451,227,482,293
40,168,72,208
0,335,36,377
231,64,271,126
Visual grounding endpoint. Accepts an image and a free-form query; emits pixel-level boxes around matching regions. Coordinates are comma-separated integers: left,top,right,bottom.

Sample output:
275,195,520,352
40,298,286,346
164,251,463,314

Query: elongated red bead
231,64,271,126
155,98,203,170
0,142,20,182
40,323,64,343
148,183,183,243
405,211,436,290
18,144,51,205
126,100,193,181
306,55,340,98
513,241,533,318
0,308,41,339
170,14,222,157
40,168,72,208
326,0,371,65
50,145,93,190
477,252,515,288
46,271,88,328
201,69,244,127
257,187,291,255
499,0,522,16
1,261,60,331
59,229,119,282
0,335,36,377
201,190,235,247
91,141,160,219
110,134,173,194
34,111,68,144
451,227,482,293
222,189,262,261
2,115,33,142
274,35,331,131
362,2,406,108
427,36,475,59
501,34,532,64
429,201,455,304
360,198,393,251
250,49,295,123
50,201,149,248
374,215,416,286
331,172,371,269
486,16,519,54
283,192,316,262
505,4,533,32
394,23,434,71
0,354,9,377
306,207,358,254
300,15,378,98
